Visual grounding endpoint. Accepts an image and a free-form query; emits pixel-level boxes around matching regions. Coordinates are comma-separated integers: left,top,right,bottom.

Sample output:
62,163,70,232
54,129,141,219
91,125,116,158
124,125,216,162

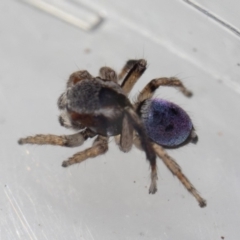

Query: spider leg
120,59,147,95
118,59,140,80
136,77,193,104
62,135,108,167
124,107,158,194
133,136,206,207
119,114,133,152
153,142,206,207
99,67,117,82
18,128,96,147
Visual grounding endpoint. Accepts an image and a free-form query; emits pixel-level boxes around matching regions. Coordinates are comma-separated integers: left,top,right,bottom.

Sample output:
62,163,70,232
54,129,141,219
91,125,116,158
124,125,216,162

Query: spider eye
141,99,193,147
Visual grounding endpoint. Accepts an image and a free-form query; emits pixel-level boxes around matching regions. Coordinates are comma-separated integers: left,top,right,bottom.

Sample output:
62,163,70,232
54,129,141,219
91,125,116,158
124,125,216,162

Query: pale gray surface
1,0,240,239
193,0,240,30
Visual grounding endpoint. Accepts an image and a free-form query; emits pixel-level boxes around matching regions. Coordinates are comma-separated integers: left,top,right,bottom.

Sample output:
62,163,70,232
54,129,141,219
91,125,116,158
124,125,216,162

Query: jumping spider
18,59,206,208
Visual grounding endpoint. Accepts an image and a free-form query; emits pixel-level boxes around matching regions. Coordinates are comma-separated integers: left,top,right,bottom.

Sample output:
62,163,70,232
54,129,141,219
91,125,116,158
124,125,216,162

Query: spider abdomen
140,99,193,147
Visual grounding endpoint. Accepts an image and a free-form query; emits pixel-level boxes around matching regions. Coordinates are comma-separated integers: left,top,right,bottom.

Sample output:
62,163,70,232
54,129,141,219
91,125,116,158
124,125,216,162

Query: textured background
1,0,240,239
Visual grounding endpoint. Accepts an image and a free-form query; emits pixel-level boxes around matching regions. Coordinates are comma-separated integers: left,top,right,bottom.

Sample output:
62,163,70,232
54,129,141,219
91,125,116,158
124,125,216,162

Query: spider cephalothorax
18,59,206,207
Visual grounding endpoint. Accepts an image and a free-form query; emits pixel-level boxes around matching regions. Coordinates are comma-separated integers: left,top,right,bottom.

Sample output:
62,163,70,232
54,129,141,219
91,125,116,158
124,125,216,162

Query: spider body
18,59,206,208
139,98,195,147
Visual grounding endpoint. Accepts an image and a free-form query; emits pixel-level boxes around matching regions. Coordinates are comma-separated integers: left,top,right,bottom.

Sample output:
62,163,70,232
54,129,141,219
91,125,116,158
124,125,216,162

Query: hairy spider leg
125,107,158,194
133,136,206,207
120,59,147,95
118,59,142,80
136,77,193,104
101,59,158,192
152,143,207,207
18,129,96,147
119,113,134,152
62,135,108,167
99,66,118,82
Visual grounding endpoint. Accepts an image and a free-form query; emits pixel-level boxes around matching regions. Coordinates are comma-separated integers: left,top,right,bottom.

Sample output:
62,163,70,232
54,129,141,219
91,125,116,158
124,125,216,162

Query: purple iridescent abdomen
140,99,193,147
